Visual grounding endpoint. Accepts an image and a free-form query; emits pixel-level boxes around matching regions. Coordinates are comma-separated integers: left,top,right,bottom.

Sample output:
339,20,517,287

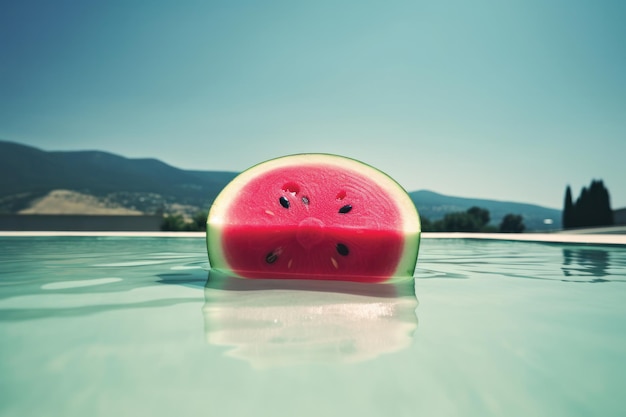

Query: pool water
0,236,625,417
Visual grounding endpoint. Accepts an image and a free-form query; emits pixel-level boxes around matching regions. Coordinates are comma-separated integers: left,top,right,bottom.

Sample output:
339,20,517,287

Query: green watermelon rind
206,153,421,282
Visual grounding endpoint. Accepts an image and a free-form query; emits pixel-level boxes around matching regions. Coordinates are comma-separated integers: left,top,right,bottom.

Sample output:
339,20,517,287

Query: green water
0,237,625,417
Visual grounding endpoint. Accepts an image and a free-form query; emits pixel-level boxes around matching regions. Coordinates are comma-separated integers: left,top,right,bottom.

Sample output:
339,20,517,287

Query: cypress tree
592,180,613,226
588,181,602,226
575,186,591,227
563,186,574,229
568,179,614,228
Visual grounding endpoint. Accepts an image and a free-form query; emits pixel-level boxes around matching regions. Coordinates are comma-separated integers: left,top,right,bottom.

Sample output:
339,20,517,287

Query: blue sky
1,0,625,209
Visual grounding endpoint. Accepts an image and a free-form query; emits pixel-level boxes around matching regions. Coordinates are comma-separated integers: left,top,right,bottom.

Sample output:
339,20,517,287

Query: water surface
0,236,625,417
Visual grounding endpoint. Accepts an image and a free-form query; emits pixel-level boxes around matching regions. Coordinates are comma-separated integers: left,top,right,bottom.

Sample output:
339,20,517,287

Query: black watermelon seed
265,251,278,264
302,196,310,205
279,196,290,209
336,243,349,256
338,204,352,214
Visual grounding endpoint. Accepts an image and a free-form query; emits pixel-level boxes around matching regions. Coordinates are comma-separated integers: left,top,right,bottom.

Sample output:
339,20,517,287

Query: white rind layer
206,153,421,281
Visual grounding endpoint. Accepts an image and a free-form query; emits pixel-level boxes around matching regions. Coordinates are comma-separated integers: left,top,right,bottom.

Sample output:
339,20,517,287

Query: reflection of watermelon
206,154,421,283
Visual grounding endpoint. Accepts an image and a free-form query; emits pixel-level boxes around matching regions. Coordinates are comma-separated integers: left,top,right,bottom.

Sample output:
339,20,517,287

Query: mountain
0,140,561,230
410,190,561,231
0,140,238,214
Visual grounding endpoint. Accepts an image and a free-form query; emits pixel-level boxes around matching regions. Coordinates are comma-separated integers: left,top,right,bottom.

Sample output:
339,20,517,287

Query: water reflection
203,270,418,368
562,248,610,279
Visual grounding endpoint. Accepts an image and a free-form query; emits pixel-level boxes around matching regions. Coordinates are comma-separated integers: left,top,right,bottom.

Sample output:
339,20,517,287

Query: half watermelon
206,154,421,283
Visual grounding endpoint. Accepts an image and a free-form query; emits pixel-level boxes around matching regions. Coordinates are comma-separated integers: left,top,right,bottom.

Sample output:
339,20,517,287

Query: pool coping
422,232,626,245
0,231,624,245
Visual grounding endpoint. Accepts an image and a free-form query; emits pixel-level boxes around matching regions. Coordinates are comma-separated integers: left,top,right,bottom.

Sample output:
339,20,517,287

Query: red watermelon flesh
207,154,421,283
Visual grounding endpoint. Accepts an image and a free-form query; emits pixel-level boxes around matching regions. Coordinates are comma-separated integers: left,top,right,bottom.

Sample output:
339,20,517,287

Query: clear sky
1,0,625,209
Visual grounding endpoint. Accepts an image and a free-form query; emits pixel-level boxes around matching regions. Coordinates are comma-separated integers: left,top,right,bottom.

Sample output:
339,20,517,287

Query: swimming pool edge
0,231,624,245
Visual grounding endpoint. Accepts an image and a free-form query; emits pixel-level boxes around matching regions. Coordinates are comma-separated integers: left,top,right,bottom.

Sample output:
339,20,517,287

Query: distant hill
0,140,238,215
410,190,561,231
1,140,561,230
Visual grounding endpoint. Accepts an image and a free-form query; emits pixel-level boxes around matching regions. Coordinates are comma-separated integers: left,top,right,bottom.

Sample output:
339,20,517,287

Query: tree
499,214,525,233
438,206,493,232
441,211,480,232
563,180,613,229
420,217,433,232
161,211,208,231
587,180,613,226
187,211,208,231
563,186,574,228
467,206,490,228
575,187,592,227
161,213,186,231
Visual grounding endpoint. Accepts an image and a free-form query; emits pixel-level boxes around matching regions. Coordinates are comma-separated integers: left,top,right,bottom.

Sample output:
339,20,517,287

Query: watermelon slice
206,154,421,283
